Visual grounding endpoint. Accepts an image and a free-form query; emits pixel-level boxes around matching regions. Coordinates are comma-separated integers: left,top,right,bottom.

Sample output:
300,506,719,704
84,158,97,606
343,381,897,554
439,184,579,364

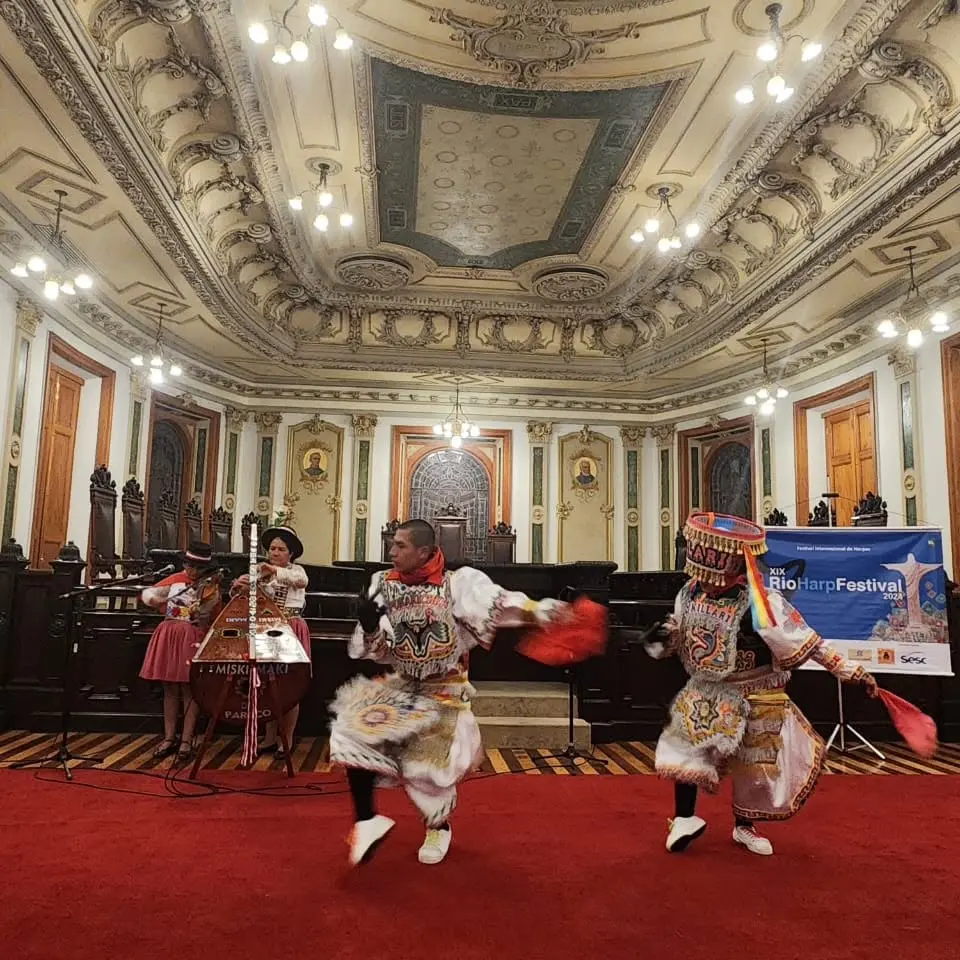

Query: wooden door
824,400,877,525
31,364,84,568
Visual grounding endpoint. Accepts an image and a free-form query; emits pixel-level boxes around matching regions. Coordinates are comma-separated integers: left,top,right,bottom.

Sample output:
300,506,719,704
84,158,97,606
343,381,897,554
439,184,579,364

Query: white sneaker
733,825,774,856
666,815,707,853
418,826,452,864
348,815,395,866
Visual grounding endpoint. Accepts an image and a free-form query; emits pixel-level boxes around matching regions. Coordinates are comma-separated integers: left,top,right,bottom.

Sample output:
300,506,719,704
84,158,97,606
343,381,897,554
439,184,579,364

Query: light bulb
131,355,144,366
907,328,923,348
760,399,776,416
630,230,644,243
288,196,303,211
644,217,660,234
272,45,291,65
333,29,353,50
801,41,822,62
60,281,76,295
308,4,328,27
317,190,333,208
27,255,46,273
170,365,182,377
670,236,682,249
460,423,469,438
339,212,354,227
775,86,794,103
685,223,700,238
433,424,443,435
150,353,163,368
756,387,770,400
149,367,163,385
931,311,948,329
877,319,896,337
11,263,28,277
744,395,757,406
75,273,93,289
766,75,786,97
776,387,788,399
756,41,778,62
735,85,755,105
290,40,309,62
43,279,59,300
443,424,452,437
657,237,671,253
313,213,329,232
450,435,462,448
470,424,480,437
248,22,269,44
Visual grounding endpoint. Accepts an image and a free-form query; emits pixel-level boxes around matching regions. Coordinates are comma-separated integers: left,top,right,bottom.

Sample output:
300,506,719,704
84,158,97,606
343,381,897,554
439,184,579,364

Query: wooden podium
433,506,467,564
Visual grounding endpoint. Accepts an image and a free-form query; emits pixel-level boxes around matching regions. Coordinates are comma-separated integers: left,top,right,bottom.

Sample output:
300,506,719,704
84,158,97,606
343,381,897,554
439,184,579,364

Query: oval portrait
572,455,598,490
301,447,328,481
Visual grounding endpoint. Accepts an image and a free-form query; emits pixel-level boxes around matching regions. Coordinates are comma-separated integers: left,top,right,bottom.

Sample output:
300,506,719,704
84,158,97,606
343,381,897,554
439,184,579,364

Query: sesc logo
848,648,874,662
877,648,896,665
899,649,928,666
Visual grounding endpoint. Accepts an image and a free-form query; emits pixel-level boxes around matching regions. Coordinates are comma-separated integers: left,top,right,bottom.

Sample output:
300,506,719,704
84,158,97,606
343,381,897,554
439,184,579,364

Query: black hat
261,526,304,561
184,542,214,567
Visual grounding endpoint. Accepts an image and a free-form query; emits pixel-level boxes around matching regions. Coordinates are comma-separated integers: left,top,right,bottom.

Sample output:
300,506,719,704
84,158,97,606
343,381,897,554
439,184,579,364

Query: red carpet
2,770,959,960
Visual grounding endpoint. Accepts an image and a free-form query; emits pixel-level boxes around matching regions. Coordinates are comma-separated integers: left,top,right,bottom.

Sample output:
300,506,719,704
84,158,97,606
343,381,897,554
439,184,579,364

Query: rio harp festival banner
761,528,953,677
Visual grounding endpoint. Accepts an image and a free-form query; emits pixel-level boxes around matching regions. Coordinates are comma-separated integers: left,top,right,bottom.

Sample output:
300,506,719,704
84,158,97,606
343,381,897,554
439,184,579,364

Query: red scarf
385,548,446,586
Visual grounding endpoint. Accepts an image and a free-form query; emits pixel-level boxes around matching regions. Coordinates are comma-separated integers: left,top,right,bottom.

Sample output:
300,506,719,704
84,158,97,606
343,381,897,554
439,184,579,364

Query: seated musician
230,525,310,758
140,543,222,761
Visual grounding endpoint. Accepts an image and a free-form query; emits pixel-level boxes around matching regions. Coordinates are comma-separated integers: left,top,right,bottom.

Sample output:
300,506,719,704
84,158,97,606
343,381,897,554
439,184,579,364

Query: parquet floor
2,729,959,775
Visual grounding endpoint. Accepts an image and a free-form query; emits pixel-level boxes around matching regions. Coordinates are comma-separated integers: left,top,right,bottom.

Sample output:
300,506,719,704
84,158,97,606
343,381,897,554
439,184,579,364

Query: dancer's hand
861,673,879,698
357,592,386,633
536,598,570,624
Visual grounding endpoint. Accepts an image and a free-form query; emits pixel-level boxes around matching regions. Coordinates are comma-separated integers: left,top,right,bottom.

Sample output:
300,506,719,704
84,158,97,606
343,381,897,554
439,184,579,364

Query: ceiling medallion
532,266,609,301
335,255,413,291
431,1,645,87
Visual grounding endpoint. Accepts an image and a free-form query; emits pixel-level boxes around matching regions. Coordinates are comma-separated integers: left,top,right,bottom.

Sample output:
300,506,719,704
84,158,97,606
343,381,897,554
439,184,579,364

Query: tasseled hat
683,512,766,587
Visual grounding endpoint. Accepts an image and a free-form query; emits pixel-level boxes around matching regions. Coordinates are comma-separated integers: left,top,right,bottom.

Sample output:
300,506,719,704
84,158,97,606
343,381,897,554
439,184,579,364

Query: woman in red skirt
230,525,311,758
140,543,222,761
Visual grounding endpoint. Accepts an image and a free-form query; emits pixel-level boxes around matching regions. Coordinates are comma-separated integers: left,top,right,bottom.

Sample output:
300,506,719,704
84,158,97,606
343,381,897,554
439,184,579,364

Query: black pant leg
347,768,377,821
674,782,698,818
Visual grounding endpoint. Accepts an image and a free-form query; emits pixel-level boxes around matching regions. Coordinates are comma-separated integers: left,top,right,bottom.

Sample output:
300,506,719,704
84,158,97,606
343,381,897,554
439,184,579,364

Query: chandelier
743,341,788,416
247,3,352,64
288,163,353,232
630,186,700,252
735,3,822,106
432,384,479,448
9,189,94,300
131,305,182,385
877,245,950,348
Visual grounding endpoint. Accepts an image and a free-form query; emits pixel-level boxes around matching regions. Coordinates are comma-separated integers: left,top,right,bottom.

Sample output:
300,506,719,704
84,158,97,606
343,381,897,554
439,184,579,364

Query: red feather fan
516,596,609,667
877,688,938,758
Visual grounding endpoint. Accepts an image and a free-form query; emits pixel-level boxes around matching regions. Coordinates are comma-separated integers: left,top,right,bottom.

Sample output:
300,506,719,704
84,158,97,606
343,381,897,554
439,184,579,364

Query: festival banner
761,528,953,676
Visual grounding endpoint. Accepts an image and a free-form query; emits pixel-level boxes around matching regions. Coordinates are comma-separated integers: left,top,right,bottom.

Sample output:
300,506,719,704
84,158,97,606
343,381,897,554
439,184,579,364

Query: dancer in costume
230,525,311,758
648,513,878,856
140,543,222,761
330,519,596,867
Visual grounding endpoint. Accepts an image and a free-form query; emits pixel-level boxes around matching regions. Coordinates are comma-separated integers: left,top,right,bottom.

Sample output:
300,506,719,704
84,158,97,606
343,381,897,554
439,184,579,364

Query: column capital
526,421,553,443
351,413,378,438
15,296,41,338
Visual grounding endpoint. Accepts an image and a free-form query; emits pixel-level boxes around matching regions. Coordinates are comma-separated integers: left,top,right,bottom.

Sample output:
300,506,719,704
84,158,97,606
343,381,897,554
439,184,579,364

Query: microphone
150,564,176,577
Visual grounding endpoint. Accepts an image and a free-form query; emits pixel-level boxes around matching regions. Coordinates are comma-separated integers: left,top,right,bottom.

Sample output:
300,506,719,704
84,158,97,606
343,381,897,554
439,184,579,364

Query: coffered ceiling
0,0,959,413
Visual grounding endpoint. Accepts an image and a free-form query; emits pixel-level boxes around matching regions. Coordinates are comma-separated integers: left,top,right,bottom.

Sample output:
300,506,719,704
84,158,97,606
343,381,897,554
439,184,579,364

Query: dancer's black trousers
674,782,753,828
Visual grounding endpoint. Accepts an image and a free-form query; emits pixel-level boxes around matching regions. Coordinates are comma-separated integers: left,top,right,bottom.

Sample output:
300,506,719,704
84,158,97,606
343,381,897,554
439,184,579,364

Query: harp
189,522,311,777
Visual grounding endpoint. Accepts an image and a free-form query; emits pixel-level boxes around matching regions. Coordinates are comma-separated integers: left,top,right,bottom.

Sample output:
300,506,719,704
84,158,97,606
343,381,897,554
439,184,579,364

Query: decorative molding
336,255,413,291
619,426,646,445
531,266,609,302
14,296,40,337
652,424,676,448
224,405,249,427
889,347,917,379
351,414,378,438
253,410,283,432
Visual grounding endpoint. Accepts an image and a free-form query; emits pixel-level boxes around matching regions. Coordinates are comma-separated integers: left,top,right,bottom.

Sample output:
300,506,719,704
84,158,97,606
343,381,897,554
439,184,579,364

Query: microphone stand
12,568,168,780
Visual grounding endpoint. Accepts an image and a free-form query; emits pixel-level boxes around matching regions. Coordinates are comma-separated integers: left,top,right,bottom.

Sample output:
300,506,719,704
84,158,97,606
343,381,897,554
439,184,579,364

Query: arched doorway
147,419,189,548
705,441,753,519
408,449,491,562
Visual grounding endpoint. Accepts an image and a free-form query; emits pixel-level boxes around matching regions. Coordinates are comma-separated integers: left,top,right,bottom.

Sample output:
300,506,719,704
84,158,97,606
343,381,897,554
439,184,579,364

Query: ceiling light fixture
432,383,480,448
734,3,820,107
130,305,183,384
743,340,788,417
876,245,951,348
248,3,352,65
288,163,354,233
9,189,95,299
630,186,698,255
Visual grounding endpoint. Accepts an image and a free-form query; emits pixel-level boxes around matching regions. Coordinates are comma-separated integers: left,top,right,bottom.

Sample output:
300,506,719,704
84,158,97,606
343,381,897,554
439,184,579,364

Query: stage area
2,769,958,960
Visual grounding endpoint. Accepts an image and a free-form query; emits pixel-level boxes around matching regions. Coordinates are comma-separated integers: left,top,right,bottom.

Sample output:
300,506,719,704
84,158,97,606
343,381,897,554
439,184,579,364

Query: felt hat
261,525,304,561
184,541,215,568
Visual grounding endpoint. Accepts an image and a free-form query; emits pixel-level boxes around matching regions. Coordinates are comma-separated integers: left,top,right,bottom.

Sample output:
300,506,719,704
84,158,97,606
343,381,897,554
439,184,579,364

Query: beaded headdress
683,512,767,587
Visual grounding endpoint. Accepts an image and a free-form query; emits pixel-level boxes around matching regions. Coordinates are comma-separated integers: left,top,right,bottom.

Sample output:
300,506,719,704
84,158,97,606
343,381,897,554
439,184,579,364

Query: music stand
12,570,160,780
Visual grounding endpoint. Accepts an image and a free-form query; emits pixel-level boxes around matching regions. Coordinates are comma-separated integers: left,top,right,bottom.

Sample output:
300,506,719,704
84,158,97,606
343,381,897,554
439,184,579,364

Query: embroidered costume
650,513,876,856
330,558,561,827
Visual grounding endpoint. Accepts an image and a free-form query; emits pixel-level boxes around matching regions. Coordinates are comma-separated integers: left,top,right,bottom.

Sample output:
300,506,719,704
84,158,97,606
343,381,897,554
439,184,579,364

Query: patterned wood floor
2,729,960,775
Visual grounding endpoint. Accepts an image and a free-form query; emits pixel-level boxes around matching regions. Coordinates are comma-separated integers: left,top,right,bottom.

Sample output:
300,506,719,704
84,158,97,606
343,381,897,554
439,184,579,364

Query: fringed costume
650,513,876,856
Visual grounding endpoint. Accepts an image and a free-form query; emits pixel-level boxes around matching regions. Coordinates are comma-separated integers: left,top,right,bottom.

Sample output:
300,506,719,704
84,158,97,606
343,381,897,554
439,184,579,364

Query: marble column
350,413,377,561
620,426,646,572
526,421,553,564
253,411,282,528
890,348,921,526
652,423,676,571
1,297,40,544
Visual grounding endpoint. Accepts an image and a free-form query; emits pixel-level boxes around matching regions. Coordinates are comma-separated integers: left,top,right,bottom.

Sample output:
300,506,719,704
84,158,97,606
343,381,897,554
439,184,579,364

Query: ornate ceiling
0,0,959,413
